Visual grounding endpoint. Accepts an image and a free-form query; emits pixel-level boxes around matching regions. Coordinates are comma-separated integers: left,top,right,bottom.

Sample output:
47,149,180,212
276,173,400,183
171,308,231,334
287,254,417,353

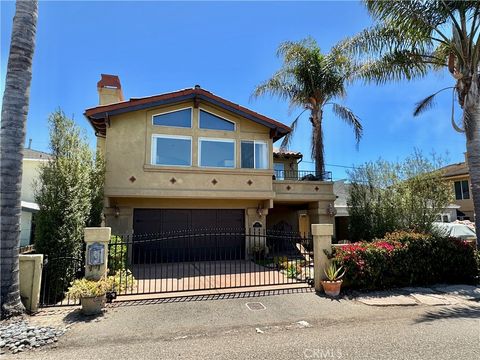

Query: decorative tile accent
247,179,253,186
286,185,291,191
315,186,319,191
170,177,177,184
129,176,136,183
211,178,218,185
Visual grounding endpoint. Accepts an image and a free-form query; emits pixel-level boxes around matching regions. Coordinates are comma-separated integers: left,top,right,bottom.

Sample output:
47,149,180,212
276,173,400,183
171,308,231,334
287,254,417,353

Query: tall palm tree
339,1,480,245
1,0,38,318
253,38,362,179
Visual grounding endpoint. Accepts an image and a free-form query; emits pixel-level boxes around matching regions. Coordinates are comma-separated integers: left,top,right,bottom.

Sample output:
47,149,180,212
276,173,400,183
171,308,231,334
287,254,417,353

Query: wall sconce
114,206,120,218
327,203,337,217
256,204,264,217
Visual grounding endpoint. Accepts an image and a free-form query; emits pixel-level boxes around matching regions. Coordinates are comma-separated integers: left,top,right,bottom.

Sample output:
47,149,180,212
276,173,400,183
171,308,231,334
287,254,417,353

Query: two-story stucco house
84,75,335,257
439,153,475,221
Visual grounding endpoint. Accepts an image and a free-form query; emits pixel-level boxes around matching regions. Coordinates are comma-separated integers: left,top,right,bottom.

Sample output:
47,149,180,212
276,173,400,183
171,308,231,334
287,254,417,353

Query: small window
199,139,235,168
241,141,268,169
199,110,235,131
152,135,191,166
274,163,285,180
153,108,192,128
454,180,470,200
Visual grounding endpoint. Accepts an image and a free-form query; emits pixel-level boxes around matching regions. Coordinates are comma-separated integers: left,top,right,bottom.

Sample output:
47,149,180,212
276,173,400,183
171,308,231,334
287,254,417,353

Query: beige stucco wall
446,175,474,219
103,101,275,201
19,254,43,313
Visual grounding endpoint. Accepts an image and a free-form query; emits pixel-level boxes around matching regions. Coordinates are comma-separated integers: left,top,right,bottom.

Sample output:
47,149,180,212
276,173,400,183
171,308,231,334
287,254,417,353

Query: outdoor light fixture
256,204,264,217
114,205,120,218
327,203,337,217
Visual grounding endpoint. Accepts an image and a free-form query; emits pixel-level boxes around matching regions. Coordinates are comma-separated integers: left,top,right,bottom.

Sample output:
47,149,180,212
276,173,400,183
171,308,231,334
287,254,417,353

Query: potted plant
321,262,345,297
67,277,111,315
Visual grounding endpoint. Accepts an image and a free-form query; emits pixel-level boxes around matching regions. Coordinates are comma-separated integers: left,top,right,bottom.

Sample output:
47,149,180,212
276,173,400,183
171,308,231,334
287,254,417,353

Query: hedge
332,231,478,290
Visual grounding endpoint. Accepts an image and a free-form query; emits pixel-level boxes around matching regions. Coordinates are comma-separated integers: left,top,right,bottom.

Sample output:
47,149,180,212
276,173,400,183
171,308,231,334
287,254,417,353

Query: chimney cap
97,74,121,89
194,84,201,89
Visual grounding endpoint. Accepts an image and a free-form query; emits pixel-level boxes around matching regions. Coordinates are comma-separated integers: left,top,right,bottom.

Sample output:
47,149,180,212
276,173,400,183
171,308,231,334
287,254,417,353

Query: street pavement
5,287,480,360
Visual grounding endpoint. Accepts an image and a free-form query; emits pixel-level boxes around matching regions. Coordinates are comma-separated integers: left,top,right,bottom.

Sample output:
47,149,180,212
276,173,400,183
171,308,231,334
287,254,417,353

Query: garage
132,209,245,262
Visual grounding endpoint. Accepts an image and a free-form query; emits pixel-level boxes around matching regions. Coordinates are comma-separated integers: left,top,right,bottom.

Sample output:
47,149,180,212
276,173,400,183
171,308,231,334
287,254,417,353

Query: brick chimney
97,74,124,105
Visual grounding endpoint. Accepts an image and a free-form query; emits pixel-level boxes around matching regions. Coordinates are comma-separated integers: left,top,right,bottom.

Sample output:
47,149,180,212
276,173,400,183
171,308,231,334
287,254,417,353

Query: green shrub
333,231,477,290
108,236,129,274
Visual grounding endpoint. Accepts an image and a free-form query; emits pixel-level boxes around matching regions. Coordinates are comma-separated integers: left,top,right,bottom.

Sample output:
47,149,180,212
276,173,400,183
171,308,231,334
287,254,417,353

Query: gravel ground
0,318,66,355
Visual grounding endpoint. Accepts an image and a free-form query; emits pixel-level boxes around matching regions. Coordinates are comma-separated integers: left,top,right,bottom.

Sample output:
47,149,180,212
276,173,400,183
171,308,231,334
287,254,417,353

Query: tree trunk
311,108,325,179
464,76,480,247
1,0,38,319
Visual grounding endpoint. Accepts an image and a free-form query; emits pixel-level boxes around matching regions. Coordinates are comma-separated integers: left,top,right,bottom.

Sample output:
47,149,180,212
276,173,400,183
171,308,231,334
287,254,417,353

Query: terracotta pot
321,280,343,297
81,294,106,315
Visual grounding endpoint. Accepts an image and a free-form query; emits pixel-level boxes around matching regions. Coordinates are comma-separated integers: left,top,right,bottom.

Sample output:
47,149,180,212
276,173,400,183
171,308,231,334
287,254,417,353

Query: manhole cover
246,302,266,311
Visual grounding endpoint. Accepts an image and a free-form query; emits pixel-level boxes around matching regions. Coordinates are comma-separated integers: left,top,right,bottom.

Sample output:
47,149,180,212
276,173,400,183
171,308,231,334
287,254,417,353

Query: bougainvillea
332,231,477,290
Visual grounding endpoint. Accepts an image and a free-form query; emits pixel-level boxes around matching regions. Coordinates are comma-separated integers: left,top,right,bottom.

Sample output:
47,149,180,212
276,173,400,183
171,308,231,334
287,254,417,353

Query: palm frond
280,108,307,150
331,103,363,144
413,86,455,117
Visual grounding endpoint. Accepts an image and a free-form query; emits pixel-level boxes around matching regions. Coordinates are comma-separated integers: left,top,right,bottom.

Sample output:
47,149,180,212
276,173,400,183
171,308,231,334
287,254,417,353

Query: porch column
311,224,333,292
84,227,111,280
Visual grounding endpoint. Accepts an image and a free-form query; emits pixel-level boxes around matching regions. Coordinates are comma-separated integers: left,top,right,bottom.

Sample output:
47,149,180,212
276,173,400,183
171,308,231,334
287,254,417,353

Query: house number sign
87,242,105,266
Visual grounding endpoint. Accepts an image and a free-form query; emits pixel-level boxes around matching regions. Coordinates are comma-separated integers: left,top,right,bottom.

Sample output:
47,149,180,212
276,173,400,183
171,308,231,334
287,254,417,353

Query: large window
152,108,192,128
241,141,268,169
199,110,235,131
454,180,470,200
152,135,191,166
199,139,235,168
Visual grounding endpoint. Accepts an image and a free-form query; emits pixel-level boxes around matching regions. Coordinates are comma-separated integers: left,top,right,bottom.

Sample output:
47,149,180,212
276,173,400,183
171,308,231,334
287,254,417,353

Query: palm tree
253,38,363,179
339,1,480,245
1,0,38,318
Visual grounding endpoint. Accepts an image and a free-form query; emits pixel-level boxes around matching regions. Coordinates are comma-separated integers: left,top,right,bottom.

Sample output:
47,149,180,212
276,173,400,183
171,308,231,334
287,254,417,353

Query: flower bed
332,231,478,290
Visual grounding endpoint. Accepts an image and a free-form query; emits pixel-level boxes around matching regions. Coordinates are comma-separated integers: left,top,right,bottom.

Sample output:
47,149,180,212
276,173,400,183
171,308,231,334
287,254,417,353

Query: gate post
84,227,111,280
311,224,333,292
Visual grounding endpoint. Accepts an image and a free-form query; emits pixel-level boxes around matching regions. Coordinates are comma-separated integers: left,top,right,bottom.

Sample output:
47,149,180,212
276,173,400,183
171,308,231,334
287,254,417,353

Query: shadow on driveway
414,305,480,323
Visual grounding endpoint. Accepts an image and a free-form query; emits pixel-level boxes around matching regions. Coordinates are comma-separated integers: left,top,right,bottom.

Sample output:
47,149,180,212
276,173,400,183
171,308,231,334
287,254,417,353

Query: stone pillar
84,227,111,280
312,224,333,292
19,254,43,313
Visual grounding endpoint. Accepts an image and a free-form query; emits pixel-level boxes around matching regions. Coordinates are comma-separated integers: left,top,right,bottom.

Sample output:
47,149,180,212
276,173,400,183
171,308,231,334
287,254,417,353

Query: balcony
273,170,332,182
272,170,334,202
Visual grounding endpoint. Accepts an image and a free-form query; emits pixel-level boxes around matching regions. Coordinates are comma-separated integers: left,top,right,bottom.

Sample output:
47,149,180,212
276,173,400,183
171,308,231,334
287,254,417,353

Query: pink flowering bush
333,231,477,289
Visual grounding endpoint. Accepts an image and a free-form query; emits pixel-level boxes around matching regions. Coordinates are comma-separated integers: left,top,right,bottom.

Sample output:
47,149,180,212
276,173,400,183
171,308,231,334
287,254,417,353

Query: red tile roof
84,87,291,140
439,162,469,178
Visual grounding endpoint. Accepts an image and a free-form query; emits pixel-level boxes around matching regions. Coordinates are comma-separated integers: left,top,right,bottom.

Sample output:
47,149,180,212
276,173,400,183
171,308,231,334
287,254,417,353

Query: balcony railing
273,170,332,181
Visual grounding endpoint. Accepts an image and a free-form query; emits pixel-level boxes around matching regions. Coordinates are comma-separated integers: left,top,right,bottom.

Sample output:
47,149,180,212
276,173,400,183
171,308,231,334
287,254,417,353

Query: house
84,74,335,258
20,148,50,247
439,153,475,221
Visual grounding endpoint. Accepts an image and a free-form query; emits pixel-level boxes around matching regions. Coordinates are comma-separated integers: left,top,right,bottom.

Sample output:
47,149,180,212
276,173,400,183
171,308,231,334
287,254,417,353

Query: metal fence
273,169,332,181
39,254,85,307
107,228,313,299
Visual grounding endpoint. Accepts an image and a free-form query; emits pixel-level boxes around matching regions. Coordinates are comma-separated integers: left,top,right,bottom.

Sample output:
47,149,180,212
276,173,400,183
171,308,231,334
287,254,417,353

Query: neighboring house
439,154,475,221
20,148,50,246
84,74,335,258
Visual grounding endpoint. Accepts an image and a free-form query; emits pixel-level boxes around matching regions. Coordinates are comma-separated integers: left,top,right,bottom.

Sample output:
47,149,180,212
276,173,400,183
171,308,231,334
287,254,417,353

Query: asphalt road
6,290,480,360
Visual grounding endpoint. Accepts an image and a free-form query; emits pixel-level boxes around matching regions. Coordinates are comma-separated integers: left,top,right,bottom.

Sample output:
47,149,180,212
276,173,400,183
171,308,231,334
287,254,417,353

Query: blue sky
1,1,466,180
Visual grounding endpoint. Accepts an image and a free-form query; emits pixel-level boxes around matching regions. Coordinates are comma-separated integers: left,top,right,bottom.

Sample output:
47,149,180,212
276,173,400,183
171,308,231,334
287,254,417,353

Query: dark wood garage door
133,209,245,262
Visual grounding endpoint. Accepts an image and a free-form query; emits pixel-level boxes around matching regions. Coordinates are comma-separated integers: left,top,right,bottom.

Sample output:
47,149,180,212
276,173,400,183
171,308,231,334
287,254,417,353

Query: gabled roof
439,162,469,178
84,87,291,140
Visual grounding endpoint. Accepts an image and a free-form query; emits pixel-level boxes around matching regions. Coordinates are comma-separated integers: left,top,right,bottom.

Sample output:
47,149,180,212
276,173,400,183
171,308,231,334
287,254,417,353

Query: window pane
241,141,254,168
199,110,235,131
255,142,268,169
462,180,470,199
154,137,191,166
200,140,235,167
454,181,462,200
153,108,191,127
274,163,284,180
